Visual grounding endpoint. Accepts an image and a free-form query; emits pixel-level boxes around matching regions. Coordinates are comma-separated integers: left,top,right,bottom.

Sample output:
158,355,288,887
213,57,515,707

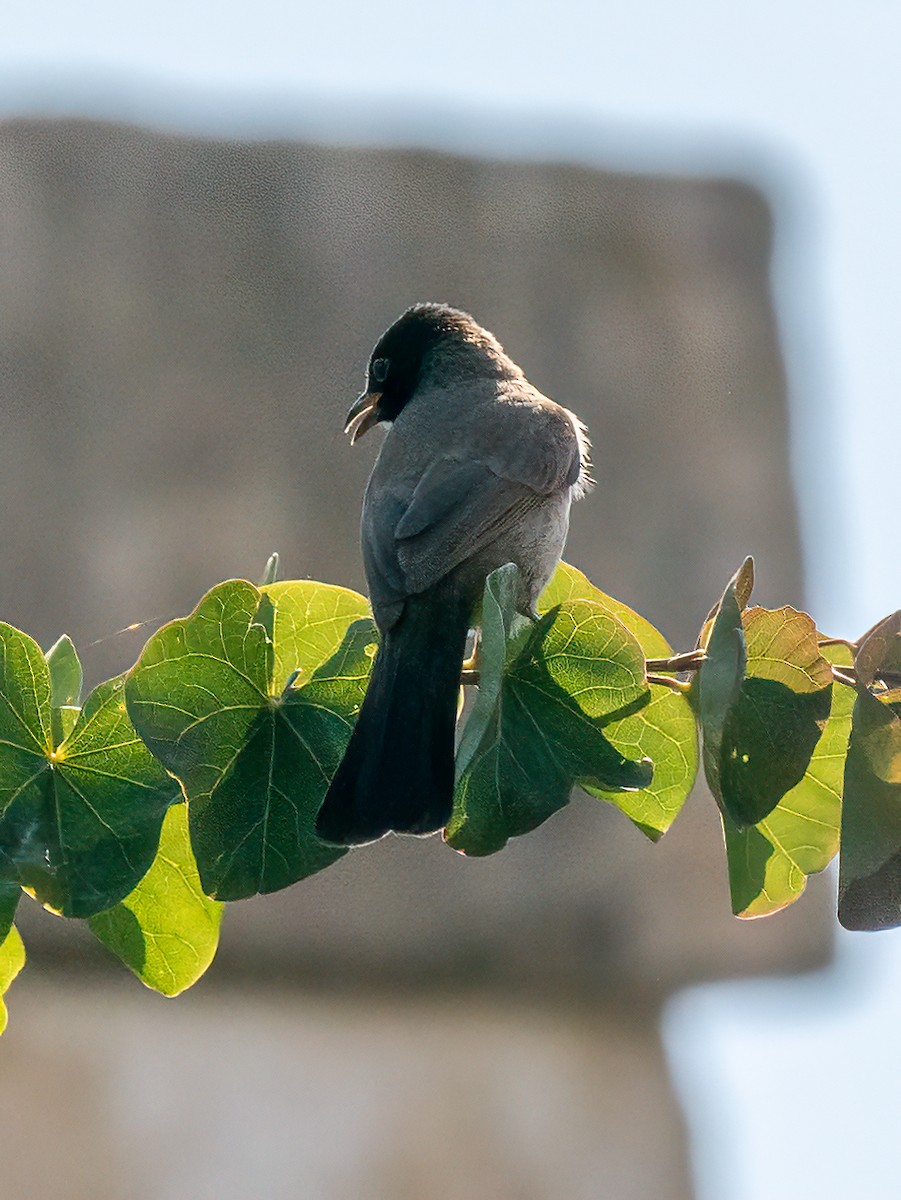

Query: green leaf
698,571,832,827
697,566,748,814
838,685,901,930
0,879,19,943
454,564,533,782
538,562,698,839
724,643,854,917
259,552,280,587
89,804,223,996
697,556,755,647
126,579,376,900
0,922,25,1036
855,611,901,689
447,565,653,856
45,634,83,747
721,608,833,826
0,623,176,917
45,634,83,704
0,621,54,880
264,579,372,690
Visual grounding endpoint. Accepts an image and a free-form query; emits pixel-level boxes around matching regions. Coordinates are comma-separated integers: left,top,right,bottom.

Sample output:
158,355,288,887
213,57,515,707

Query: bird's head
344,303,508,443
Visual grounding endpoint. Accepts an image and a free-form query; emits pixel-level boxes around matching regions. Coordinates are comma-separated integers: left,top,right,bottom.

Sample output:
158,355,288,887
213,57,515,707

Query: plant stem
645,649,706,673
647,673,694,693
832,668,857,689
818,636,858,650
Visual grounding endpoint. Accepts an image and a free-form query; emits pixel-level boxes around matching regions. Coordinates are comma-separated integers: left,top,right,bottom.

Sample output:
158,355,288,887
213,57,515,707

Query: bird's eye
370,357,389,386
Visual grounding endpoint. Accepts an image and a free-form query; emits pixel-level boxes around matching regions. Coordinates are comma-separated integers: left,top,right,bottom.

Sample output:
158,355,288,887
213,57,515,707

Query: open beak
344,390,382,444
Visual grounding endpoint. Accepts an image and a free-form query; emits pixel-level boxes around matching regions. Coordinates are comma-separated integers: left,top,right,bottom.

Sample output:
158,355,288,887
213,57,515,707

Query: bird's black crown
365,303,497,422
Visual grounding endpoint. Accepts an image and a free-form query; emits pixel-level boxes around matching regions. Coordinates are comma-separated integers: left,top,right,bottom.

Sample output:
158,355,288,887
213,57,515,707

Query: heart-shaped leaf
724,643,854,917
0,623,177,917
126,579,376,900
90,803,223,996
539,562,699,840
447,565,653,856
0,921,25,1036
697,565,832,827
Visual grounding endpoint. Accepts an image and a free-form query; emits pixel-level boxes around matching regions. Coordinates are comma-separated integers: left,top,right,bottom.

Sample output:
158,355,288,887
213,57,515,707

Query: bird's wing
375,402,583,603
396,460,540,596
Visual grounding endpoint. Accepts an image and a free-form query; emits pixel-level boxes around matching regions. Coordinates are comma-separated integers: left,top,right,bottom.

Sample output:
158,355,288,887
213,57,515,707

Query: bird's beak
344,390,382,444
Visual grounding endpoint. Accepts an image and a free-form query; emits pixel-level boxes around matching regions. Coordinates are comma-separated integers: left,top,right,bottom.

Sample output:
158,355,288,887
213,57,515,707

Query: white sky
2,3,900,1196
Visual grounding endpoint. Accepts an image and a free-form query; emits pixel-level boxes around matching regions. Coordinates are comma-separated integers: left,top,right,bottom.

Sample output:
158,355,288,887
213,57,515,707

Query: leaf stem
645,649,707,673
280,668,302,698
831,667,857,689
646,673,694,693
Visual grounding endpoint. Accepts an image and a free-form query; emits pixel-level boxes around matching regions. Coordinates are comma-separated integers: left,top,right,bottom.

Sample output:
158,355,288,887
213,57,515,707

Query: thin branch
645,649,707,673
818,636,858,650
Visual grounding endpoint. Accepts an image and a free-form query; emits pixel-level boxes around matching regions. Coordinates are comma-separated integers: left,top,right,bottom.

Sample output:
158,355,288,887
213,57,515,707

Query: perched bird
315,303,591,846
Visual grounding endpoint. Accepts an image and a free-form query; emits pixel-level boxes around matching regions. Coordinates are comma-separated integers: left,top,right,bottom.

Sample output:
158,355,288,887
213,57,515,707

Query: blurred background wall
1,4,900,1199
0,118,829,1199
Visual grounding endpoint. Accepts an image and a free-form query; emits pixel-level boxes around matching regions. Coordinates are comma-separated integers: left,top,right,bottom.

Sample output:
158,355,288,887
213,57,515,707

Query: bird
315,303,592,846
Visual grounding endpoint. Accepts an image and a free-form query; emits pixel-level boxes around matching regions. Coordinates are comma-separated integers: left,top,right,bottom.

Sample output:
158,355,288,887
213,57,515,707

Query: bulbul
315,303,591,846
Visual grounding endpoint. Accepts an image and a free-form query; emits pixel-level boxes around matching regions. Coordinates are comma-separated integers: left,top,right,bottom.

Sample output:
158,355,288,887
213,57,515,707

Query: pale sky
2,4,900,1196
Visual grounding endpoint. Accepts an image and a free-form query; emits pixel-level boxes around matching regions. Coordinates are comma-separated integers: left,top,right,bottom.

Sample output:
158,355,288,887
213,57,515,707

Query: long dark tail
315,579,473,846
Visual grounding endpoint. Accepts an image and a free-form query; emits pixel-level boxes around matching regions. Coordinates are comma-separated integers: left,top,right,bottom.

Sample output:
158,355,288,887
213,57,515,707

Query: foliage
0,554,897,1032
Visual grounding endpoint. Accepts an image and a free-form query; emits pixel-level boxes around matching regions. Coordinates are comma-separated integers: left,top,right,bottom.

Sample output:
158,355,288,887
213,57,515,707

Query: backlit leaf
0,922,25,1036
0,623,176,917
126,580,376,900
724,643,853,917
89,804,223,996
539,562,698,839
447,565,653,856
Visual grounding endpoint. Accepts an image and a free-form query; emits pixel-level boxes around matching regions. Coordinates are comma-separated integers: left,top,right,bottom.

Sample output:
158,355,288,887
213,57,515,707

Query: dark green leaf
696,565,748,814
539,562,698,839
126,579,376,900
0,922,25,1036
0,622,54,881
41,675,177,917
698,576,832,827
90,804,223,996
0,880,19,943
838,687,901,930
724,643,854,917
719,608,832,826
447,565,653,856
0,623,175,916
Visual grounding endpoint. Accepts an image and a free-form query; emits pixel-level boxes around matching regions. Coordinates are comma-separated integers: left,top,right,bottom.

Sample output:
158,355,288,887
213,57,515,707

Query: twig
645,649,706,673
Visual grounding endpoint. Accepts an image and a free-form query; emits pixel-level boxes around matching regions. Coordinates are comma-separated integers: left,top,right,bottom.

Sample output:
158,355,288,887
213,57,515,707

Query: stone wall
0,119,829,1197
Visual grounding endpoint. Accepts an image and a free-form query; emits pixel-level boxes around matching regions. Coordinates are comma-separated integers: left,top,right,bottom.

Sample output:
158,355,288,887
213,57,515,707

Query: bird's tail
315,579,473,846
